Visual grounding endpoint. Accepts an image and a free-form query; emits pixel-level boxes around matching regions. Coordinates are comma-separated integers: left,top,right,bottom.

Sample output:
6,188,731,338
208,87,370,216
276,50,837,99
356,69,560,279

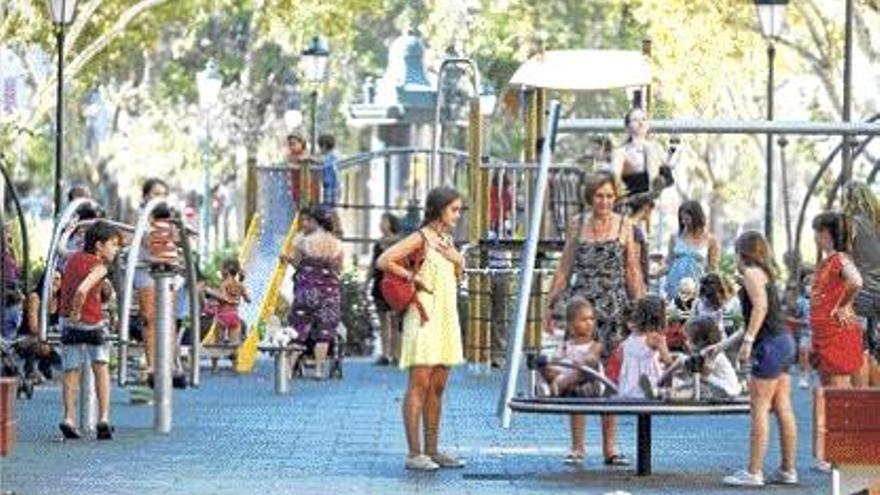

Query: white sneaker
430,452,465,468
405,455,440,471
768,468,799,485
813,460,832,473
723,469,764,487
798,375,809,389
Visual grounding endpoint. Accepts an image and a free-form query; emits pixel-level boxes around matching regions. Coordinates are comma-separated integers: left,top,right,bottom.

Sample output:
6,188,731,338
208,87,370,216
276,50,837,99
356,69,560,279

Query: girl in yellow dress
377,186,465,471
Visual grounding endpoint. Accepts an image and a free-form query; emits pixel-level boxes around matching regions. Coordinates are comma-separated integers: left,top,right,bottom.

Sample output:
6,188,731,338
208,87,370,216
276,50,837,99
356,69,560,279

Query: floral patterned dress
568,218,630,362
287,232,342,344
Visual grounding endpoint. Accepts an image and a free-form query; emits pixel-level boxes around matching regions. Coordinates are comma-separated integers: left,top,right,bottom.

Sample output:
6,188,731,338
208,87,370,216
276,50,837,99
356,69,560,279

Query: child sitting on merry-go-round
639,315,744,401
536,297,614,398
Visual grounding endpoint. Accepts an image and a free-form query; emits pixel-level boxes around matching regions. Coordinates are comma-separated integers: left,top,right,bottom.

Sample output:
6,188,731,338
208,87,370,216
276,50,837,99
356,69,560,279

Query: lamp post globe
197,60,223,109
479,84,497,117
300,36,330,84
46,0,79,218
754,0,788,246
46,0,78,24
754,0,789,40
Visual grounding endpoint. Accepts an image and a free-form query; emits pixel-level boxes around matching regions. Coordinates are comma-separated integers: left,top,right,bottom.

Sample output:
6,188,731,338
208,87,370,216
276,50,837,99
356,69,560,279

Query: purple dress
288,256,341,344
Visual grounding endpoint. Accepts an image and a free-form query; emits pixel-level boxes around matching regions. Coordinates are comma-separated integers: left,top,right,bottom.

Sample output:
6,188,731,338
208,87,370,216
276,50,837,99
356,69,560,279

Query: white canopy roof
509,49,652,91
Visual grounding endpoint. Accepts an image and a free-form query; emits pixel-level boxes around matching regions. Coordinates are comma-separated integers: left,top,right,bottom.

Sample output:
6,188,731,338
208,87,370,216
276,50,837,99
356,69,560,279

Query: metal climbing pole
153,267,175,433
499,99,561,428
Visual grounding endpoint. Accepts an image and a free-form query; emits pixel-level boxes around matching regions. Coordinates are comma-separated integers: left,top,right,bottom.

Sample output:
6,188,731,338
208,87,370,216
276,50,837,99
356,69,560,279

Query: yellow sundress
398,246,464,368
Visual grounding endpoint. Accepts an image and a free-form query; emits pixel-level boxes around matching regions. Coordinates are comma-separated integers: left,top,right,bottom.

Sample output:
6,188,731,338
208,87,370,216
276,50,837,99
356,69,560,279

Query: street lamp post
196,60,222,263
755,0,788,246
300,36,330,205
46,0,79,218
300,36,330,151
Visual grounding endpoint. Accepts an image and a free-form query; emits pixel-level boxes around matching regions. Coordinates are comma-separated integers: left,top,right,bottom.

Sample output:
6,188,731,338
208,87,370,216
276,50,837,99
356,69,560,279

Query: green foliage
718,253,738,280
339,268,374,356
201,244,239,287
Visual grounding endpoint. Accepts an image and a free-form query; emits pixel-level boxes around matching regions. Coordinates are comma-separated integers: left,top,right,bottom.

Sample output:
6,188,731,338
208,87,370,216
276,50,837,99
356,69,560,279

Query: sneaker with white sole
405,455,440,471
812,459,832,472
723,469,764,487
768,468,798,485
430,452,465,468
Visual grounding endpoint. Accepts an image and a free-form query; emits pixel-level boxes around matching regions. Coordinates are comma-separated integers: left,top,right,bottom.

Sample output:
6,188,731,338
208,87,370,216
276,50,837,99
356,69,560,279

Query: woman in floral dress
281,205,343,379
545,171,645,466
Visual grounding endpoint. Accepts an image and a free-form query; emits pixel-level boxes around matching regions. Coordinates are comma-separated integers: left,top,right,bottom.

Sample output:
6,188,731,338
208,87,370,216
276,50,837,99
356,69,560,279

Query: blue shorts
751,333,795,380
2,305,22,340
133,267,154,290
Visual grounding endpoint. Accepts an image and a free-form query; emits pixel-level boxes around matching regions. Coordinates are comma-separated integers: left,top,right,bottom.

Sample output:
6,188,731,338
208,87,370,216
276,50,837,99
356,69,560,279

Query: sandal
563,451,585,465
96,422,114,440
58,422,82,440
604,454,630,466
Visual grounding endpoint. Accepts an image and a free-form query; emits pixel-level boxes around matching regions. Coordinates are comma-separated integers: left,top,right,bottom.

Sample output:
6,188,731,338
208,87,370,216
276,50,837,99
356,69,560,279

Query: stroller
291,324,345,380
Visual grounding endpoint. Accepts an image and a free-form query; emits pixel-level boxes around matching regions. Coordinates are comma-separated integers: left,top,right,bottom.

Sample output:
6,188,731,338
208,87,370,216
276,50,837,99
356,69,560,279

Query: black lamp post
300,36,330,155
841,0,855,183
755,0,788,246
46,0,79,218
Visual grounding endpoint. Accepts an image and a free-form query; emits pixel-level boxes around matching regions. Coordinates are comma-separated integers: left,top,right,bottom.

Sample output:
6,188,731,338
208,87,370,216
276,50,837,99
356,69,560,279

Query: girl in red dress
810,211,864,471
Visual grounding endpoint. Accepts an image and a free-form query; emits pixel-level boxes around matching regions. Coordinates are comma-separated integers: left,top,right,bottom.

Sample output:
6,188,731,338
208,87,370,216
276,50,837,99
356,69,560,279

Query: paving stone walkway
0,358,851,494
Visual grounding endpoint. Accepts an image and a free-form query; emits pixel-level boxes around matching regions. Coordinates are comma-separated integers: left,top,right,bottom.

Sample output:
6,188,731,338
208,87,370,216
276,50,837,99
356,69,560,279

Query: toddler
537,297,604,397
618,295,675,399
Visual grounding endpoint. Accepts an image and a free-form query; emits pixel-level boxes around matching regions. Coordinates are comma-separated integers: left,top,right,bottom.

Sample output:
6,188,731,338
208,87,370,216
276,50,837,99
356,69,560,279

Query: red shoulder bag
380,235,429,323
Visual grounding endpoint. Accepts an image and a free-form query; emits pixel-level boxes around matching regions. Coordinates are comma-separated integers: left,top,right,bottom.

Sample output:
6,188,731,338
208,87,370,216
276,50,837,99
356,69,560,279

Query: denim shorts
60,319,110,371
133,267,154,290
751,333,795,379
2,305,22,340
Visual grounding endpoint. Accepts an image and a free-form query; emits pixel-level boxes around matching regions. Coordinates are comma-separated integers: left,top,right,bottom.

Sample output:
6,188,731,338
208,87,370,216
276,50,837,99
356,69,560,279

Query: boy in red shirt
57,221,122,440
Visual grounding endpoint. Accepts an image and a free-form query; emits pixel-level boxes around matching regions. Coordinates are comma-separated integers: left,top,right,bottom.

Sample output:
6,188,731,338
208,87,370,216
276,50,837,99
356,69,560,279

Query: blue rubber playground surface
0,358,864,494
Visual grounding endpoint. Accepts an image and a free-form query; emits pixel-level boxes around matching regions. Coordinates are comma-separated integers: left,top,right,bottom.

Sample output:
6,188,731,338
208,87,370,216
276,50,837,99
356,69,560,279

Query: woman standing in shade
809,212,863,472
664,200,719,300
370,212,402,366
281,205,343,379
611,107,674,197
378,186,465,471
723,231,797,487
134,178,169,378
544,171,645,466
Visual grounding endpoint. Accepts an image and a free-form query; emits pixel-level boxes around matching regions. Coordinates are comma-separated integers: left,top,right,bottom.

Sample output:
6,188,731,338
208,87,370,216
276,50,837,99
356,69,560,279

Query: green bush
339,268,375,356
201,245,240,287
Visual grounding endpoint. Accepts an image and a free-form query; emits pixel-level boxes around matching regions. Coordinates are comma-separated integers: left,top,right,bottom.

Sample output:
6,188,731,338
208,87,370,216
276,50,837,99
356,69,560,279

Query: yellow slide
235,214,300,372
